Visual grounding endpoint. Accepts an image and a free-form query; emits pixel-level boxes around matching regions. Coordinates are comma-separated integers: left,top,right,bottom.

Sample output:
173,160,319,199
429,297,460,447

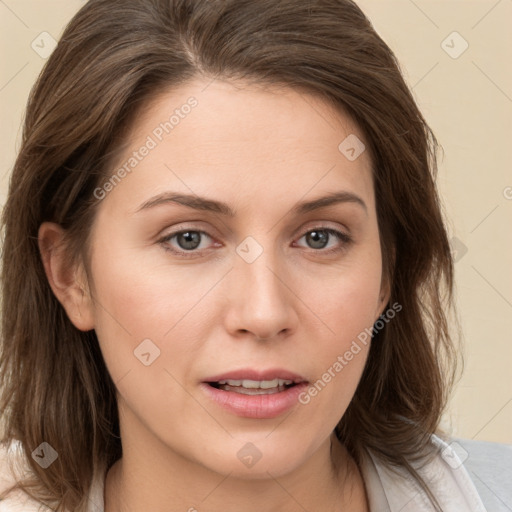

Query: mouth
201,369,309,419
207,378,299,395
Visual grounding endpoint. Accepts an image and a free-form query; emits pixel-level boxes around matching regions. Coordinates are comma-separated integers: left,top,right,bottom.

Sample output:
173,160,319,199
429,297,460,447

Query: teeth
223,385,283,395
217,378,293,389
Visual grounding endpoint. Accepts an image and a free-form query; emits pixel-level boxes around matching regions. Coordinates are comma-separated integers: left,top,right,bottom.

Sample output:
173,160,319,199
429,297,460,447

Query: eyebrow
135,190,367,216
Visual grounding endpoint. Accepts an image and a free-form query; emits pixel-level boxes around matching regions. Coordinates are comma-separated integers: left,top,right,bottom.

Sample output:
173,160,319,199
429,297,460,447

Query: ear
38,222,95,331
375,278,391,321
375,246,394,322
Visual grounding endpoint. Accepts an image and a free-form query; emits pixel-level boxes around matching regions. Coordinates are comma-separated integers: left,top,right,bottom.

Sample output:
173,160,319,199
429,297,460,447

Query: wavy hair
0,0,459,510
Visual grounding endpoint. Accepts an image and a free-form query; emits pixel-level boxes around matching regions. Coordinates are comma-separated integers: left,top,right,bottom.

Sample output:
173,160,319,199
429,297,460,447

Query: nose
223,248,299,342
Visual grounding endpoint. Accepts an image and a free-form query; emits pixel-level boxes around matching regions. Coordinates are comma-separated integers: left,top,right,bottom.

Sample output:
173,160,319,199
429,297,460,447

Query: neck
104,403,368,512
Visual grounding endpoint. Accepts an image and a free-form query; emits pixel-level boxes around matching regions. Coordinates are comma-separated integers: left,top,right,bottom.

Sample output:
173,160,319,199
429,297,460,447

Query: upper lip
203,368,308,384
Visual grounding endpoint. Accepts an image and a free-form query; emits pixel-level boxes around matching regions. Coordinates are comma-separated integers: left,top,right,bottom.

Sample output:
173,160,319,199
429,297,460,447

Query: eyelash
157,226,352,259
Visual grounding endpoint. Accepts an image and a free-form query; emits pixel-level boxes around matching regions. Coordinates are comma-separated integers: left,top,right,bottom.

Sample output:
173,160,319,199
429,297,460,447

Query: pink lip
204,368,307,383
201,368,309,419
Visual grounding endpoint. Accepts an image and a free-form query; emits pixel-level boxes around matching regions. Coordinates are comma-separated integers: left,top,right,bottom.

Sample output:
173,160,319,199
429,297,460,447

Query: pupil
178,231,201,250
307,230,328,249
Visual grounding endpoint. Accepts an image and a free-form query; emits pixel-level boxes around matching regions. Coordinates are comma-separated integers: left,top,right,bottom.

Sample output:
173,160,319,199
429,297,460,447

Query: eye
295,227,352,254
158,226,352,259
159,229,217,258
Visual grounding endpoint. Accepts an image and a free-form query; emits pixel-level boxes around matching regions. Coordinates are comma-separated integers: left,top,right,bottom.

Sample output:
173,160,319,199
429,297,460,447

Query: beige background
1,1,511,444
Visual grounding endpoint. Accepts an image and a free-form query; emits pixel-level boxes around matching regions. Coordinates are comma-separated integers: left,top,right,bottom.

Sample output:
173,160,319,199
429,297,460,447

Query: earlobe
38,222,95,331
375,247,394,320
375,278,392,322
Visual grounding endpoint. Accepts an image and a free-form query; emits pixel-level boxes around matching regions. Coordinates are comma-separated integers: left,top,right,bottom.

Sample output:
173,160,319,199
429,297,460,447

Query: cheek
89,238,221,334
297,251,383,340
293,251,382,410
87,251,211,435
296,280,377,431
87,238,230,391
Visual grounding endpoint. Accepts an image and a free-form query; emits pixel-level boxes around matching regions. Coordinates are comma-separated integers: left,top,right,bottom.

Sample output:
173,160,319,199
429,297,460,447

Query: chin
197,437,314,480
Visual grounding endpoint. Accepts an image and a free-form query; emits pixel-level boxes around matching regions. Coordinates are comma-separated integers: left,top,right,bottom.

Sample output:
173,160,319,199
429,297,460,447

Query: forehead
98,77,375,216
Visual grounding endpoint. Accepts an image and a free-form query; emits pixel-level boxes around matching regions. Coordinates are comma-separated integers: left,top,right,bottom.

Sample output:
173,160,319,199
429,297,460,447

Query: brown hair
0,0,459,510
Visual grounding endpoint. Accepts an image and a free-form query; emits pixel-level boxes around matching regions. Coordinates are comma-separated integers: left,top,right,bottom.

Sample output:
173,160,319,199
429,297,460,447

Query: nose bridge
237,237,286,306
227,235,296,339
245,254,283,300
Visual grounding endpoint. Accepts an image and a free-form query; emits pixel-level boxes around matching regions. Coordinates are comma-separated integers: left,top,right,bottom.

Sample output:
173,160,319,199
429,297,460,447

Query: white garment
0,435,488,511
360,435,488,511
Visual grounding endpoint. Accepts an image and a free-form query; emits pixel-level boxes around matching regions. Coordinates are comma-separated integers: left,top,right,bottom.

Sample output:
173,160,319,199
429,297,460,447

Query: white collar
358,434,488,511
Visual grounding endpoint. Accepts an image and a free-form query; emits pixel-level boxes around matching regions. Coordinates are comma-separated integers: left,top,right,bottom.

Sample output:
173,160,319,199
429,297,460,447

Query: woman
0,0,487,511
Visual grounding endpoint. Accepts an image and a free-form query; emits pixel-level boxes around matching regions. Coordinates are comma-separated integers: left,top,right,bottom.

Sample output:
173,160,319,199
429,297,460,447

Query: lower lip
200,382,309,419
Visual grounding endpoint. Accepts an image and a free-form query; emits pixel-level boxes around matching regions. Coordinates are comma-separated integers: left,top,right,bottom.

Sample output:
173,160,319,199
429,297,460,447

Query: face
82,78,388,478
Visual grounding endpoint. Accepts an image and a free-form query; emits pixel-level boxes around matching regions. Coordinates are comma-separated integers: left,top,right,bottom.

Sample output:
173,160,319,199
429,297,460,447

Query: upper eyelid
161,221,349,236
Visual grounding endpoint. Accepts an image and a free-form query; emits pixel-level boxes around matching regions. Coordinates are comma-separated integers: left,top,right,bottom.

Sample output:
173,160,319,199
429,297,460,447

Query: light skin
39,78,390,511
